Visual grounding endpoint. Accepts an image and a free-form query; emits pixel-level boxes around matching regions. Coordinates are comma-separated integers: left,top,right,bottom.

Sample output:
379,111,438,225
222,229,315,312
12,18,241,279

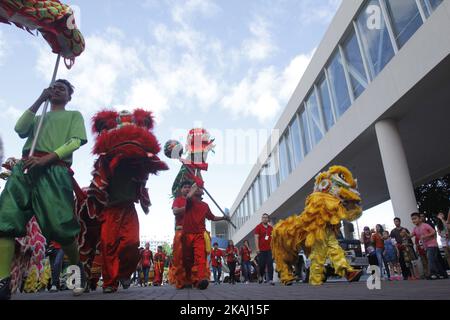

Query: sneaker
72,263,87,297
0,277,12,300
258,279,263,284
197,279,209,290
103,287,117,294
269,280,275,286
50,285,59,293
120,278,132,290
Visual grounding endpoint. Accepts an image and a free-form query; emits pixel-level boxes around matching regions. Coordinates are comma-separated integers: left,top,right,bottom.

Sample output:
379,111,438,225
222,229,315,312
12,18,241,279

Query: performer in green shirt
0,80,88,300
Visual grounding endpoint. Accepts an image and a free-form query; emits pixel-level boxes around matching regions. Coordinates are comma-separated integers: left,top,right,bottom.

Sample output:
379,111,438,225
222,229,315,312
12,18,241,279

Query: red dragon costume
76,109,168,293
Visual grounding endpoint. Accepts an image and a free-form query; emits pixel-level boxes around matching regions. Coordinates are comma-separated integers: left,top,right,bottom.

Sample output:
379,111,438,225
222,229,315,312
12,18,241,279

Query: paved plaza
12,278,450,300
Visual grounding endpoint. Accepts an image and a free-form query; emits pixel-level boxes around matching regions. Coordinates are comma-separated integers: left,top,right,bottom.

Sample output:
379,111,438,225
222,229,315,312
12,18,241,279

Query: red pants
153,261,164,285
172,230,187,289
182,233,208,285
100,204,140,289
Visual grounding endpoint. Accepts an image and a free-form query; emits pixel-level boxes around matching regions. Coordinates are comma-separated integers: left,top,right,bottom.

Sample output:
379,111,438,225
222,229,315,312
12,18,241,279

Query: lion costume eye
339,173,346,181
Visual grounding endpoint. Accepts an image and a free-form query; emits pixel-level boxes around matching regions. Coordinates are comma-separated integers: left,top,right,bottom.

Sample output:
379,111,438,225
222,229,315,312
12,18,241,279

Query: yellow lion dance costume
272,166,363,286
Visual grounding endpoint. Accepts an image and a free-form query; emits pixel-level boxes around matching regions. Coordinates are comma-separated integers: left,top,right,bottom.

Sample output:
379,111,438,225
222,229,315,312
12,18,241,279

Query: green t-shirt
16,110,87,164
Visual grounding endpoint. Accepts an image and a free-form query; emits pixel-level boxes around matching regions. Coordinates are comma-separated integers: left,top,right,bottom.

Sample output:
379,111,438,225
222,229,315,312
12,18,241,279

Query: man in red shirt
171,180,192,289
153,246,166,286
182,183,230,290
210,242,223,285
254,213,274,285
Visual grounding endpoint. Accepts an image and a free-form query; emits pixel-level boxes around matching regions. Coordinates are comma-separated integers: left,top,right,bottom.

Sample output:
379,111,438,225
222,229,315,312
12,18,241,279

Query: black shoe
120,279,131,290
197,279,209,290
0,277,12,300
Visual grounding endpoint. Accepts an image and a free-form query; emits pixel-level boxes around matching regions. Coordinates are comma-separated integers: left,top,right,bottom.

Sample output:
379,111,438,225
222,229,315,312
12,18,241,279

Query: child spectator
399,229,419,280
382,231,401,280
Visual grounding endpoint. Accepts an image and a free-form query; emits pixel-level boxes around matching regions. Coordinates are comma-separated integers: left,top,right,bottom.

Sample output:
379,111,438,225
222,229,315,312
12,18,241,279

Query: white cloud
221,50,314,123
0,99,21,121
36,28,144,115
171,0,220,26
119,78,169,123
299,0,342,26
242,16,277,62
0,30,6,66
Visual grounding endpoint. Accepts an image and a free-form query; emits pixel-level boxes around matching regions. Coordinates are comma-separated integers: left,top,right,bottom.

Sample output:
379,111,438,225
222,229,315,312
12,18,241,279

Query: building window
248,188,254,217
288,115,304,168
356,0,395,78
260,166,270,204
254,176,262,211
299,107,313,156
421,0,443,17
342,31,369,99
305,90,325,147
327,50,352,118
317,76,335,130
385,0,423,49
267,153,280,193
279,135,292,182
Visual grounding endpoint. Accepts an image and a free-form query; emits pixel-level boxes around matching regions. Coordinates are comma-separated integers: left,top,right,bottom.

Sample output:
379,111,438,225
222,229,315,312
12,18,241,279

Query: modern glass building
212,0,450,247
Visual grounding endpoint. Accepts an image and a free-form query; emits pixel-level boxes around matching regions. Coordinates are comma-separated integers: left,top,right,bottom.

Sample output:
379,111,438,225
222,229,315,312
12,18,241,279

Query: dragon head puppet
91,109,168,175
313,165,361,207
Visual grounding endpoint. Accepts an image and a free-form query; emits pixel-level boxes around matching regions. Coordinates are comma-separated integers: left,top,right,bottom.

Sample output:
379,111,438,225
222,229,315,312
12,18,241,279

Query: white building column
375,119,418,231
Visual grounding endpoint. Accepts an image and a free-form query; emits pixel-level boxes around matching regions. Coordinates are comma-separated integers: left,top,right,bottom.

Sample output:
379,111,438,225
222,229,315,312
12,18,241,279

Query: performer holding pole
171,180,192,289
0,80,88,300
182,182,230,290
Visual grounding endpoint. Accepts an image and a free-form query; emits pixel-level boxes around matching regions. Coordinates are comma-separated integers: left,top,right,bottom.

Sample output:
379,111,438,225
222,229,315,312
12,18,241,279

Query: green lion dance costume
272,165,363,286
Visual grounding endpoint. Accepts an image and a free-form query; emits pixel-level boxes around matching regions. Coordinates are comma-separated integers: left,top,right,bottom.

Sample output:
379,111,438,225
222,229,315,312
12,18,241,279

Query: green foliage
415,174,450,219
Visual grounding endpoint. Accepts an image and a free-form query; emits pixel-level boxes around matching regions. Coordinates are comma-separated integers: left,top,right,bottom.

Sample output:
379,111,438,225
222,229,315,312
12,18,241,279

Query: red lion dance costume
76,109,168,293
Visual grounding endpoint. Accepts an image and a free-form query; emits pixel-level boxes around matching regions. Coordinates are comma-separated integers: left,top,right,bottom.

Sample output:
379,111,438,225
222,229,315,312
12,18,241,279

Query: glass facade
421,0,443,17
300,107,312,155
288,115,304,167
305,91,325,146
279,135,291,182
385,0,423,48
342,32,369,98
317,77,335,130
230,0,441,235
356,0,395,78
327,50,352,117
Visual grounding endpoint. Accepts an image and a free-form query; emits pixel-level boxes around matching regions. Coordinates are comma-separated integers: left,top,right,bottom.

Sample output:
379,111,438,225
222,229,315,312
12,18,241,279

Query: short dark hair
394,217,401,222
411,212,420,218
180,180,193,188
262,213,269,218
213,242,218,246
55,79,74,98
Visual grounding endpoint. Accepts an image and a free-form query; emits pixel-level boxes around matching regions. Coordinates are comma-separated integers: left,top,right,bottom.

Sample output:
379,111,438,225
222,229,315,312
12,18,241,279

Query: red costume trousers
182,233,208,285
153,261,164,285
172,230,187,288
100,203,140,289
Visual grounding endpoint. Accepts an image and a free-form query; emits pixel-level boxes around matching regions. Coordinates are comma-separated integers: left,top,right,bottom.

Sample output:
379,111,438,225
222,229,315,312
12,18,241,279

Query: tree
162,242,172,257
415,174,450,220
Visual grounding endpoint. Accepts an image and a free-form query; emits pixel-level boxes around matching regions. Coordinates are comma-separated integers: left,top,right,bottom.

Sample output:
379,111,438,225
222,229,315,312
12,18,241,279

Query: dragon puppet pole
183,163,237,229
28,54,62,159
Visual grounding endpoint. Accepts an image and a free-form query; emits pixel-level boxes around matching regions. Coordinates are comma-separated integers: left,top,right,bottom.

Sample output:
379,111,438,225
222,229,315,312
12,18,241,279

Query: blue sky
0,0,396,242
